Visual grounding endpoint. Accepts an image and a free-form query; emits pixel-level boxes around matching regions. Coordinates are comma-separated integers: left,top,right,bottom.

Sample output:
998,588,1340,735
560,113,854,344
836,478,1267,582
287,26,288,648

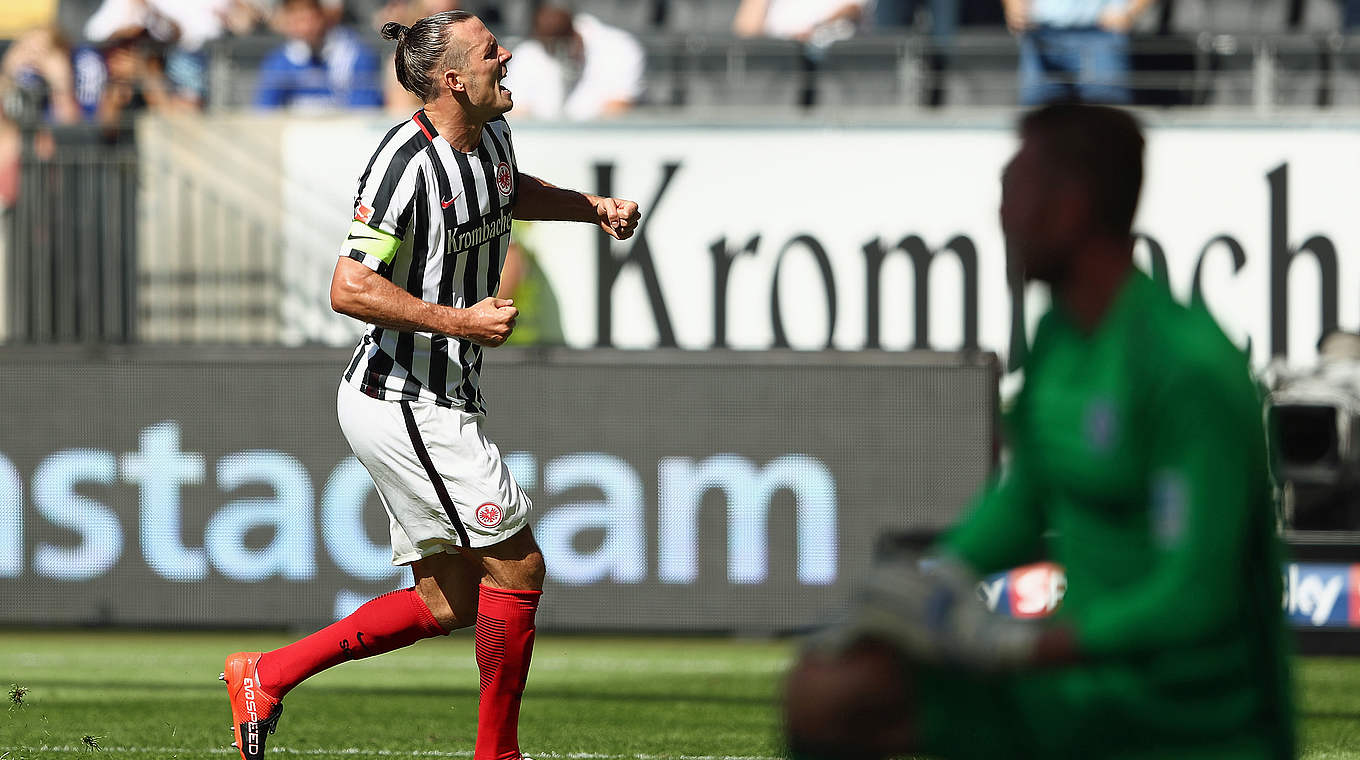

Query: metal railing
198,29,1360,114
629,31,1358,112
135,114,290,343
4,119,298,345
8,127,137,343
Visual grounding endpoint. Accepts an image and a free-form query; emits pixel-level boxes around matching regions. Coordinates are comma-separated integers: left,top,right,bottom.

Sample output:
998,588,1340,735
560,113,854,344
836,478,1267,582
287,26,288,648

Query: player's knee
415,582,474,632
445,596,478,630
522,550,546,590
485,531,546,591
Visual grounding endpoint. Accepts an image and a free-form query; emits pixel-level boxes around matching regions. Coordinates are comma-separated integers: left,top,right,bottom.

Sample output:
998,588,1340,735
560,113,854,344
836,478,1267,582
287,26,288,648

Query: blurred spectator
148,0,255,106
503,5,644,121
734,0,869,48
220,0,271,35
78,30,179,125
78,0,219,114
1347,0,1360,28
0,24,75,210
0,27,81,126
254,0,383,109
237,0,344,26
1004,0,1157,105
0,116,18,209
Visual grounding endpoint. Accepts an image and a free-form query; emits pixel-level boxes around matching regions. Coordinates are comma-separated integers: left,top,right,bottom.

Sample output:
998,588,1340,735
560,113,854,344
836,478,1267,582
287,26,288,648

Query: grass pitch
1,631,1358,759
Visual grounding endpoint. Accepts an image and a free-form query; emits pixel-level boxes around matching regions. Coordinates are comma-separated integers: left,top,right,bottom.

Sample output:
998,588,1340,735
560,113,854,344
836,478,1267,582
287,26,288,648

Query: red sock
474,585,541,760
256,587,445,698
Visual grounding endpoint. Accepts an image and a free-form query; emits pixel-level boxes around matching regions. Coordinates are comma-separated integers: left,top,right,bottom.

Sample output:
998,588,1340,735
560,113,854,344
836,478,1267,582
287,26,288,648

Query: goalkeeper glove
820,553,1043,671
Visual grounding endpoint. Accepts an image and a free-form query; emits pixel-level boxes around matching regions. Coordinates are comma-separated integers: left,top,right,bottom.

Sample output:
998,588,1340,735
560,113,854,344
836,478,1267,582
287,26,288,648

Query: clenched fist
595,197,642,240
456,297,518,347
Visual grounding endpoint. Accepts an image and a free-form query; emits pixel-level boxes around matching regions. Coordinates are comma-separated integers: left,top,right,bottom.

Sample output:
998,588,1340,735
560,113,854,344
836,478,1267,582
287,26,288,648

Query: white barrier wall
0,348,996,632
201,116,1360,370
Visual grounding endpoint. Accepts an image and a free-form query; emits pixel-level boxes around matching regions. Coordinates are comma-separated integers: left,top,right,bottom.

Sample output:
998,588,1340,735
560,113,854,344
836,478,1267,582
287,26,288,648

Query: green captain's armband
346,220,401,265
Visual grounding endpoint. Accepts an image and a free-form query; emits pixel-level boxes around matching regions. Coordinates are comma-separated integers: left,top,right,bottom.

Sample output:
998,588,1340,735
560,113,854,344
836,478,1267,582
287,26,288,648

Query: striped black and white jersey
340,109,518,415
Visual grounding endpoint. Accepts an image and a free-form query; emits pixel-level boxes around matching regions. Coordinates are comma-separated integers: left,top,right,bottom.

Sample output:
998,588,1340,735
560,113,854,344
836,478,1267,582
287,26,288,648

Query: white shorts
336,380,532,563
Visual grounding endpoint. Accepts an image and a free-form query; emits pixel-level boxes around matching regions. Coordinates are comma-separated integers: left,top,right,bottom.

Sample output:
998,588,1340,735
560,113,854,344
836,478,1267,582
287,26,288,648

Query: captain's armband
344,220,401,270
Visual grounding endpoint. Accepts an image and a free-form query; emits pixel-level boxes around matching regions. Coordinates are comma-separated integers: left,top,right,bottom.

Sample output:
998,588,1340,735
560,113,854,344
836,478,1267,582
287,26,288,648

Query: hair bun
380,22,409,42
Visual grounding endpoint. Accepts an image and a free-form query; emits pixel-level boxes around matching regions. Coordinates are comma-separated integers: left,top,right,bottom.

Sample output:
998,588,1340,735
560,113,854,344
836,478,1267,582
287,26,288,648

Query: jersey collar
1051,268,1156,338
413,109,439,144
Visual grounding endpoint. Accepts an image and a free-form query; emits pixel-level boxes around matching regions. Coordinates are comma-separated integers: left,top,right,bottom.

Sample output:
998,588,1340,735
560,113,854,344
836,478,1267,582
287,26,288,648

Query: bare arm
514,173,641,240
1100,0,1157,31
498,242,528,301
330,256,517,346
1002,0,1029,32
733,0,771,37
514,173,598,223
1126,0,1158,17
824,2,865,26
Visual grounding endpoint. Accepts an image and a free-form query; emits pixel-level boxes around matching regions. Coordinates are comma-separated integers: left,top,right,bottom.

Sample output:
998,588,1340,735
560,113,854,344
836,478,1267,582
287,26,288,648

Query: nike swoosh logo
348,233,385,242
441,192,461,209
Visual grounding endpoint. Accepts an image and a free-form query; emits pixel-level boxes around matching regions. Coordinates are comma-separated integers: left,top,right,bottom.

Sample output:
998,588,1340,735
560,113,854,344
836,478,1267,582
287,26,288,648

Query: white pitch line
27,746,783,760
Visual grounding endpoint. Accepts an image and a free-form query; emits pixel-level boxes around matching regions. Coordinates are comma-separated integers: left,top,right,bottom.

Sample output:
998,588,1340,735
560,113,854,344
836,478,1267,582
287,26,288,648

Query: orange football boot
220,652,284,760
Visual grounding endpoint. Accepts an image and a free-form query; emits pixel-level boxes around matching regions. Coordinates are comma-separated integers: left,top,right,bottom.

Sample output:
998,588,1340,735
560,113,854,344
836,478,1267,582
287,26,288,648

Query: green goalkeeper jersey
942,270,1294,756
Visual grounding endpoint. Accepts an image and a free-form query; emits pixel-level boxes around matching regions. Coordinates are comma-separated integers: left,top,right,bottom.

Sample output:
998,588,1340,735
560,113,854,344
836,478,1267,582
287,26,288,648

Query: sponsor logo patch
476,502,503,528
355,203,373,224
447,208,512,254
243,676,260,754
1285,563,1350,627
980,562,1066,617
1083,398,1119,453
1006,562,1066,618
1150,470,1189,549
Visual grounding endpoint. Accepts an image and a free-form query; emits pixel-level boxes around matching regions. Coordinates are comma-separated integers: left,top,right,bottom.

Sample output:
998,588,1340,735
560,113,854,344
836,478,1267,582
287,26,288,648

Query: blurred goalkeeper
784,103,1294,759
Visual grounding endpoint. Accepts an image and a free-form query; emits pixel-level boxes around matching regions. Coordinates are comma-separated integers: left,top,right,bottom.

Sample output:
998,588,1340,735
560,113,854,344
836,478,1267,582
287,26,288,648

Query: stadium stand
1272,35,1329,107
1331,33,1360,105
681,35,806,109
1127,32,1202,106
569,0,663,33
814,35,916,109
10,125,137,343
1202,33,1264,107
489,0,537,37
938,31,1018,107
665,0,746,34
21,0,1324,114
1169,0,1279,34
206,32,289,110
0,0,1353,155
1301,0,1344,32
639,32,686,108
